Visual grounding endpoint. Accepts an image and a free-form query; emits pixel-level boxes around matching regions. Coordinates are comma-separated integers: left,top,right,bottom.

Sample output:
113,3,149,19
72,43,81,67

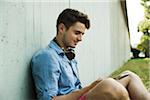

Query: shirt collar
48,39,76,62
48,40,65,56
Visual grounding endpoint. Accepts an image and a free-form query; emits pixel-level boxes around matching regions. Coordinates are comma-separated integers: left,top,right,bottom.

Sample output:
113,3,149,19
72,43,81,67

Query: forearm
52,86,93,100
54,79,102,100
79,80,102,93
53,79,102,100
52,93,80,100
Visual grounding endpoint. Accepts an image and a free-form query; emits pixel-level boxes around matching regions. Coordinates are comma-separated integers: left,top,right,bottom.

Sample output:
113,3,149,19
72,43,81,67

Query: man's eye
75,32,79,35
74,32,84,35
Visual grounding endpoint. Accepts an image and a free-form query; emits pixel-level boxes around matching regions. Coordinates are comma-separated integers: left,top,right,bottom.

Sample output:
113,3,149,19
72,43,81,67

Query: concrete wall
0,0,130,100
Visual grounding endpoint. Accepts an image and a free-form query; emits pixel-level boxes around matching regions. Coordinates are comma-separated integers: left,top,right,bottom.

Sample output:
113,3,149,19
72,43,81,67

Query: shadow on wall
27,61,37,100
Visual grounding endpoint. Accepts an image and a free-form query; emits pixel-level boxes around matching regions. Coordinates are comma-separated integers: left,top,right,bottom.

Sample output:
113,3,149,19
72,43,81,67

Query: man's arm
52,79,102,100
31,50,60,100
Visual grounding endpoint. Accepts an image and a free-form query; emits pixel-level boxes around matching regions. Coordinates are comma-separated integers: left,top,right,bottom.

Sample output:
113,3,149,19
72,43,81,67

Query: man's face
62,22,86,48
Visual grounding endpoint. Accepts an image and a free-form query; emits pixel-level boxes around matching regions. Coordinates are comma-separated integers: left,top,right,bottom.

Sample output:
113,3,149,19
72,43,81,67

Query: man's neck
55,37,67,51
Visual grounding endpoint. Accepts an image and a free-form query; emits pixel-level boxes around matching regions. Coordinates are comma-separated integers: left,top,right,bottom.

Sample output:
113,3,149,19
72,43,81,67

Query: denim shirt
31,40,82,100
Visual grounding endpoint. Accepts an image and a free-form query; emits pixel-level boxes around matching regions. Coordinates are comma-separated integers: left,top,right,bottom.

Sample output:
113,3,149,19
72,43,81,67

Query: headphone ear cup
65,49,75,60
53,38,75,60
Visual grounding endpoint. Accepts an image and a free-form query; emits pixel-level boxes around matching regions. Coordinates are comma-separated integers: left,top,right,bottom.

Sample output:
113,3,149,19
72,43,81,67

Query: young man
31,8,150,100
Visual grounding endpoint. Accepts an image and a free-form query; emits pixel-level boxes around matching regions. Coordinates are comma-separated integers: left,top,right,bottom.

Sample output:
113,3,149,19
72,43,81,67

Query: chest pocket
59,59,78,87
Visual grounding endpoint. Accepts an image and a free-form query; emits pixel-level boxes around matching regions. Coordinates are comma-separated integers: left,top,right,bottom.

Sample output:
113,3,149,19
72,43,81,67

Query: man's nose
77,34,82,41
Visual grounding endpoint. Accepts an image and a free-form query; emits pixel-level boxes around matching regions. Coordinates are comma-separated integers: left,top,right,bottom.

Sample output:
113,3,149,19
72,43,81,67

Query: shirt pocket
59,60,75,86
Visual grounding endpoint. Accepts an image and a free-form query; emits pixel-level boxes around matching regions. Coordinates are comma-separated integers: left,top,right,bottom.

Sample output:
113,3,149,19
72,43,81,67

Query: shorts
78,94,87,100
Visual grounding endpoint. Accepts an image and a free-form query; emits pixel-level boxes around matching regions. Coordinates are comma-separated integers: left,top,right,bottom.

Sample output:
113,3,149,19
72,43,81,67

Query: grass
110,58,150,90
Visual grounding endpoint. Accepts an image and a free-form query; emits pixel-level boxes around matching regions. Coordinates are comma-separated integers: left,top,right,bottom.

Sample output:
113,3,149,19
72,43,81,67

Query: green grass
110,58,150,90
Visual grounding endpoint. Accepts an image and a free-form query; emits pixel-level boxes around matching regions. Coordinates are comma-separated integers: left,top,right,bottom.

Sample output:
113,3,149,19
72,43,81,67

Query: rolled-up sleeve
31,50,60,100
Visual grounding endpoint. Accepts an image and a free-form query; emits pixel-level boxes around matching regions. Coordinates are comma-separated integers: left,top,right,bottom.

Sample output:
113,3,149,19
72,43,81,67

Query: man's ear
58,23,66,33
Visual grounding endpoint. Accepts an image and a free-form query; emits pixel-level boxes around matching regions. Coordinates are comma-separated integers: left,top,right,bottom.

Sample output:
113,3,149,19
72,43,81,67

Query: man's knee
102,78,130,100
86,78,130,100
121,70,141,80
104,85,129,100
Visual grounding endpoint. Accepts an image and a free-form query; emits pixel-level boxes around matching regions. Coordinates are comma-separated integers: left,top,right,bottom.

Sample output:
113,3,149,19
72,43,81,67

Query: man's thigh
85,78,130,100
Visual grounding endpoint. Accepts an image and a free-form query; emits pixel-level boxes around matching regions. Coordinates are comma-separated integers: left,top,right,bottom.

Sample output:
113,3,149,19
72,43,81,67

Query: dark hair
56,8,90,32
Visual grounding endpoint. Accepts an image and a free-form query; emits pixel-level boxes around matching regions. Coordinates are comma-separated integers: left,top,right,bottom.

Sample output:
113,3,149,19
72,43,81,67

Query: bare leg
86,78,130,100
117,70,150,100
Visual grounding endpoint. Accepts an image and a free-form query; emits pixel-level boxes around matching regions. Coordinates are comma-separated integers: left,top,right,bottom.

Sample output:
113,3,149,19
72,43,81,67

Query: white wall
70,0,130,85
0,0,130,100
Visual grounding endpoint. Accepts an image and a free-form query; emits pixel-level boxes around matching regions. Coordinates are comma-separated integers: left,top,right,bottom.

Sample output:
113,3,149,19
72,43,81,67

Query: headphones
53,38,75,60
